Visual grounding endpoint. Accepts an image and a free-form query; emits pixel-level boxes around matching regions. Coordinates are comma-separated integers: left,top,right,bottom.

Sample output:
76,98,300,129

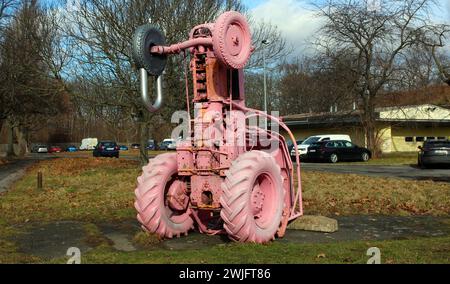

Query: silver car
32,145,48,153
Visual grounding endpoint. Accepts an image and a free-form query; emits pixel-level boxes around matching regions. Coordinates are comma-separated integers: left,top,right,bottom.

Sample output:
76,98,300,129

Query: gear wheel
212,11,252,69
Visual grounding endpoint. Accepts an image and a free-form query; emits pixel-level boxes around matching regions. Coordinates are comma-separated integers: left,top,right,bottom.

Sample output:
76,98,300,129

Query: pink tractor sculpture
132,11,303,243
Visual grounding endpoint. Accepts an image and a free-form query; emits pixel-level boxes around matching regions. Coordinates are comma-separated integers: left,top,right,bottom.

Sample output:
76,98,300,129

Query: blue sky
46,0,450,58
247,0,450,57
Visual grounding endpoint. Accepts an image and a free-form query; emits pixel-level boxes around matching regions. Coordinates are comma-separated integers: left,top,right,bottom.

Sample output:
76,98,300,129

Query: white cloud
249,0,324,58
249,0,450,59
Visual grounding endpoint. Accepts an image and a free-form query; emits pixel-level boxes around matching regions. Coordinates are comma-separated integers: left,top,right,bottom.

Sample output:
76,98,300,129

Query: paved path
13,216,450,260
301,163,450,182
0,155,55,193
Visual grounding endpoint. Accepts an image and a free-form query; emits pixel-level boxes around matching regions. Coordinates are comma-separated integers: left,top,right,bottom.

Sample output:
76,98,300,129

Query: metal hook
140,68,163,112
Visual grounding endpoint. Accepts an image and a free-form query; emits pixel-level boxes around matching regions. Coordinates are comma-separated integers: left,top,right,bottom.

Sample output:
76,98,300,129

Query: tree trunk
138,122,149,166
6,120,14,158
362,96,381,158
14,126,28,157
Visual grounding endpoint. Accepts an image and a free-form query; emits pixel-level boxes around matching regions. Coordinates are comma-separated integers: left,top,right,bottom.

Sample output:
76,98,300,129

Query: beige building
282,104,450,153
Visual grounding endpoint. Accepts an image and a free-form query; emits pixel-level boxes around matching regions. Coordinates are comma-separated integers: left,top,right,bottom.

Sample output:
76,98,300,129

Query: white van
79,138,98,150
290,134,351,156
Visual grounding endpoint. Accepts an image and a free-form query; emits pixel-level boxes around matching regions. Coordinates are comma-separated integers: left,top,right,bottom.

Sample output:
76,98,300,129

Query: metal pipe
261,39,270,130
150,37,213,55
263,45,267,130
227,100,303,216
140,68,163,112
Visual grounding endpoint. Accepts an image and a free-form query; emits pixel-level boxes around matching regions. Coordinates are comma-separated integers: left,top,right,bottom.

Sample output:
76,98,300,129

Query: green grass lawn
44,236,449,264
0,157,449,263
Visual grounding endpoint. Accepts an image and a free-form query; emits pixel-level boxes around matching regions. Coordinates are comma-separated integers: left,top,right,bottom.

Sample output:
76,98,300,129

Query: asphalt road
300,163,450,182
1,153,449,192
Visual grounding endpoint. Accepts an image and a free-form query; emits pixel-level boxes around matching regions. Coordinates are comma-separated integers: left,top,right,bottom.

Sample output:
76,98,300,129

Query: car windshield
301,137,320,145
101,142,116,147
310,142,325,147
424,141,450,148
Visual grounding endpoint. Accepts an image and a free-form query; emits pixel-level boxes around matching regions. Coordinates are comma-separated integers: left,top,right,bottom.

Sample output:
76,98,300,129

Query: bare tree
421,25,450,85
316,0,448,156
276,53,357,116
0,0,16,22
0,0,67,156
64,0,289,164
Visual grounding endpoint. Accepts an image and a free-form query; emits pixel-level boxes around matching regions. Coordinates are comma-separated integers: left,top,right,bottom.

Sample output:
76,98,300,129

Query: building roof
282,104,450,126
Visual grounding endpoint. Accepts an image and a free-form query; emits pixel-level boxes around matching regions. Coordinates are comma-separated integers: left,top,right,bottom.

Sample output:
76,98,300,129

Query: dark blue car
93,141,119,158
119,145,129,151
146,140,157,150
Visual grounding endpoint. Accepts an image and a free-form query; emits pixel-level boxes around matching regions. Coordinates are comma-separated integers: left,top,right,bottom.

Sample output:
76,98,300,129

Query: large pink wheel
134,153,194,238
213,11,252,69
220,151,284,243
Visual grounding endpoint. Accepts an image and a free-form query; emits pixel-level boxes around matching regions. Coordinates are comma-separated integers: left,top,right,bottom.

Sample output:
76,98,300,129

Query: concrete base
288,215,338,233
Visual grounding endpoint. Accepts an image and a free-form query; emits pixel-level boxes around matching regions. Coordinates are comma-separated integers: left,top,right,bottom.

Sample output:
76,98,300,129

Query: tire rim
163,176,189,223
250,173,277,229
362,153,369,161
331,154,338,163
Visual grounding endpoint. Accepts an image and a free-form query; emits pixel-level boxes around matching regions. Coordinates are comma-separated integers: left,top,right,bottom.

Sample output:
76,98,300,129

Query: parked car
131,143,140,149
66,145,78,152
418,140,450,168
305,140,371,163
291,134,351,157
79,138,98,150
287,139,304,154
93,141,119,158
119,145,129,151
146,139,157,150
48,146,62,153
159,139,175,150
167,140,177,150
32,145,48,153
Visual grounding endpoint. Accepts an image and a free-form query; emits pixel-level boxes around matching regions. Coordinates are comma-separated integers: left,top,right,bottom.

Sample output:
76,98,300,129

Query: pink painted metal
134,11,303,243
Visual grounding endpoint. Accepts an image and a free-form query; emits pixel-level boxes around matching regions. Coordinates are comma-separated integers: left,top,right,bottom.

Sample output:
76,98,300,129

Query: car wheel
330,153,338,163
361,152,370,162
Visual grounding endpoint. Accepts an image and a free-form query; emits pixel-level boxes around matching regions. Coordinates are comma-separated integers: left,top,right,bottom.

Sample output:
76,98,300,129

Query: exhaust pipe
140,68,163,113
